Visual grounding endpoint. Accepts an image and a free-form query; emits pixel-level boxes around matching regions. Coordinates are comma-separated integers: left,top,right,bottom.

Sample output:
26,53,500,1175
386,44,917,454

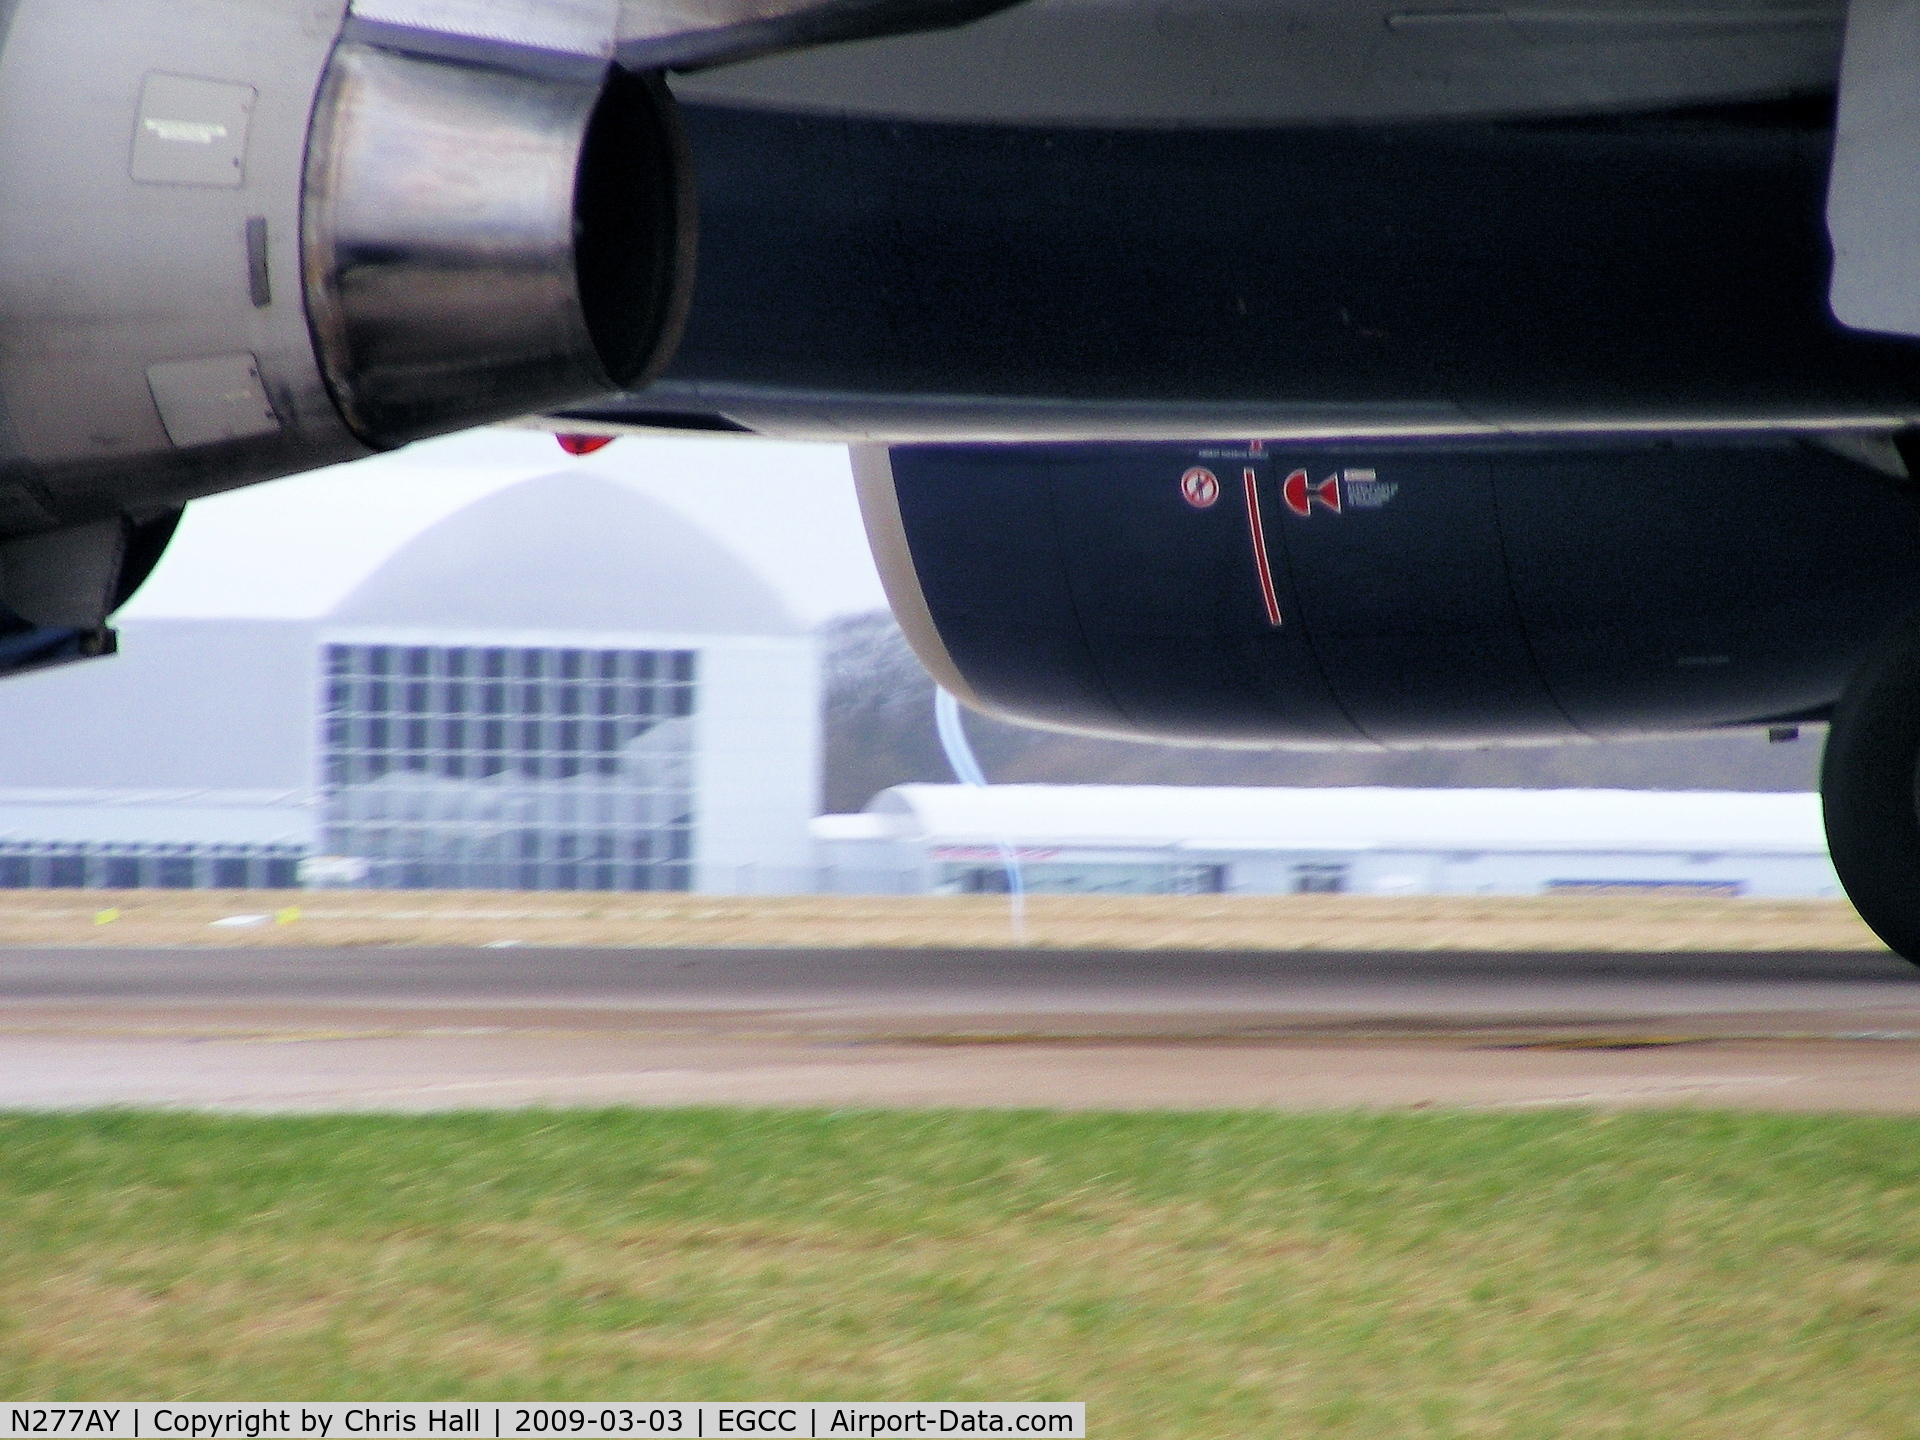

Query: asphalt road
1,946,1918,1111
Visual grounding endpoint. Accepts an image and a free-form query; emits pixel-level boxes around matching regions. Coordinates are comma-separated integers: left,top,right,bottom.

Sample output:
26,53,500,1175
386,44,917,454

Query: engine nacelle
0,1,694,674
0,1,692,572
857,440,1920,746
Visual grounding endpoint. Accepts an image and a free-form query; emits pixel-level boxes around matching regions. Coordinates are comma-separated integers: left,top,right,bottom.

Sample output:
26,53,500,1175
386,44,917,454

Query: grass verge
2,1109,1919,1436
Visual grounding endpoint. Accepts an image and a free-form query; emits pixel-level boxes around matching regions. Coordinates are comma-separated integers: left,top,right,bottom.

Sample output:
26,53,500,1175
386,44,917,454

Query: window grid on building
320,643,697,891
940,861,1226,896
0,842,304,890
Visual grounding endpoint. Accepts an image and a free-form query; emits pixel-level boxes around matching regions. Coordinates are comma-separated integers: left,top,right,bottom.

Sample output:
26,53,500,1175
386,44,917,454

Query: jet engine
857,439,1920,747
0,1,695,671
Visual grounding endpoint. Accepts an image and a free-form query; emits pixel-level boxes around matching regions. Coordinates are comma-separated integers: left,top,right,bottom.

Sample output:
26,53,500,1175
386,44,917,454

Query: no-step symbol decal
1180,467,1220,508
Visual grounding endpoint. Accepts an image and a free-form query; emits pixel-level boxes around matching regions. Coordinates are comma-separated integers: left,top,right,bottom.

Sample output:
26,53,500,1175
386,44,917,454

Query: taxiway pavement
1,946,1917,1111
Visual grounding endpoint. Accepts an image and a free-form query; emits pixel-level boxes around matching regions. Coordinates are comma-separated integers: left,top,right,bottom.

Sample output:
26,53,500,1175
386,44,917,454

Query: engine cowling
857,439,1920,746
0,1,694,507
0,1,695,675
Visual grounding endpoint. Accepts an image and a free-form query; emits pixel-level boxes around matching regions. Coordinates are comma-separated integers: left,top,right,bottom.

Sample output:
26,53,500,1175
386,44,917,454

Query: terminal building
812,785,1841,898
0,472,819,892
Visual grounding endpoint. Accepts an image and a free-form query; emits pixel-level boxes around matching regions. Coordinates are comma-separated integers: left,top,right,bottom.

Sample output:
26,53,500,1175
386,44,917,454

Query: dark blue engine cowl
861,439,1920,746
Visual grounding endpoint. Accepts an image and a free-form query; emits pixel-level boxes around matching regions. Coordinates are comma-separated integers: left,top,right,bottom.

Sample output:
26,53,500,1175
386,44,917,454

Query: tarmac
3,945,1920,1112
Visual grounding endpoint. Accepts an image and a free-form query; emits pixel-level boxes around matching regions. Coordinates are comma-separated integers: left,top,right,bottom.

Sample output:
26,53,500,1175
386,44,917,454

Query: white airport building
0,469,819,892
812,785,1841,898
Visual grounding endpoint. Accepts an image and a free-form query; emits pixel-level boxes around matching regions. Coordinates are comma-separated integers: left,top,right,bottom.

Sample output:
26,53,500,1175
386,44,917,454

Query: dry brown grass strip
0,889,1884,952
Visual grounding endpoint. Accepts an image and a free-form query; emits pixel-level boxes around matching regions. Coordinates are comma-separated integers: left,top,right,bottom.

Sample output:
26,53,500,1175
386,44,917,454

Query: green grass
3,1109,1920,1436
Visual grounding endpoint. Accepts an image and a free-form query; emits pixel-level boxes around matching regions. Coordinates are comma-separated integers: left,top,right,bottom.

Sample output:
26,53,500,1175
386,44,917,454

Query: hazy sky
122,428,891,627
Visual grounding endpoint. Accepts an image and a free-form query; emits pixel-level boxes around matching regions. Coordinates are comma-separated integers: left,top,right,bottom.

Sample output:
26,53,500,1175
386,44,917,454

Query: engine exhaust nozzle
302,41,693,447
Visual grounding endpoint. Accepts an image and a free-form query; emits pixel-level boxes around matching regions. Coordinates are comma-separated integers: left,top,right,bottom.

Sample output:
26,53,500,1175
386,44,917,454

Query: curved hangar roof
327,472,801,636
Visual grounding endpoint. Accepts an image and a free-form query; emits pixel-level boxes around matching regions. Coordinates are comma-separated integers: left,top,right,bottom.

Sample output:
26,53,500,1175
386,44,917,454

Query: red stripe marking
1242,467,1283,627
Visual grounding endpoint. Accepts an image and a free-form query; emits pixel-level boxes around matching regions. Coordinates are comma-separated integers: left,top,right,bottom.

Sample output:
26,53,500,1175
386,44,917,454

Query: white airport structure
0,471,819,892
812,785,1841,898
